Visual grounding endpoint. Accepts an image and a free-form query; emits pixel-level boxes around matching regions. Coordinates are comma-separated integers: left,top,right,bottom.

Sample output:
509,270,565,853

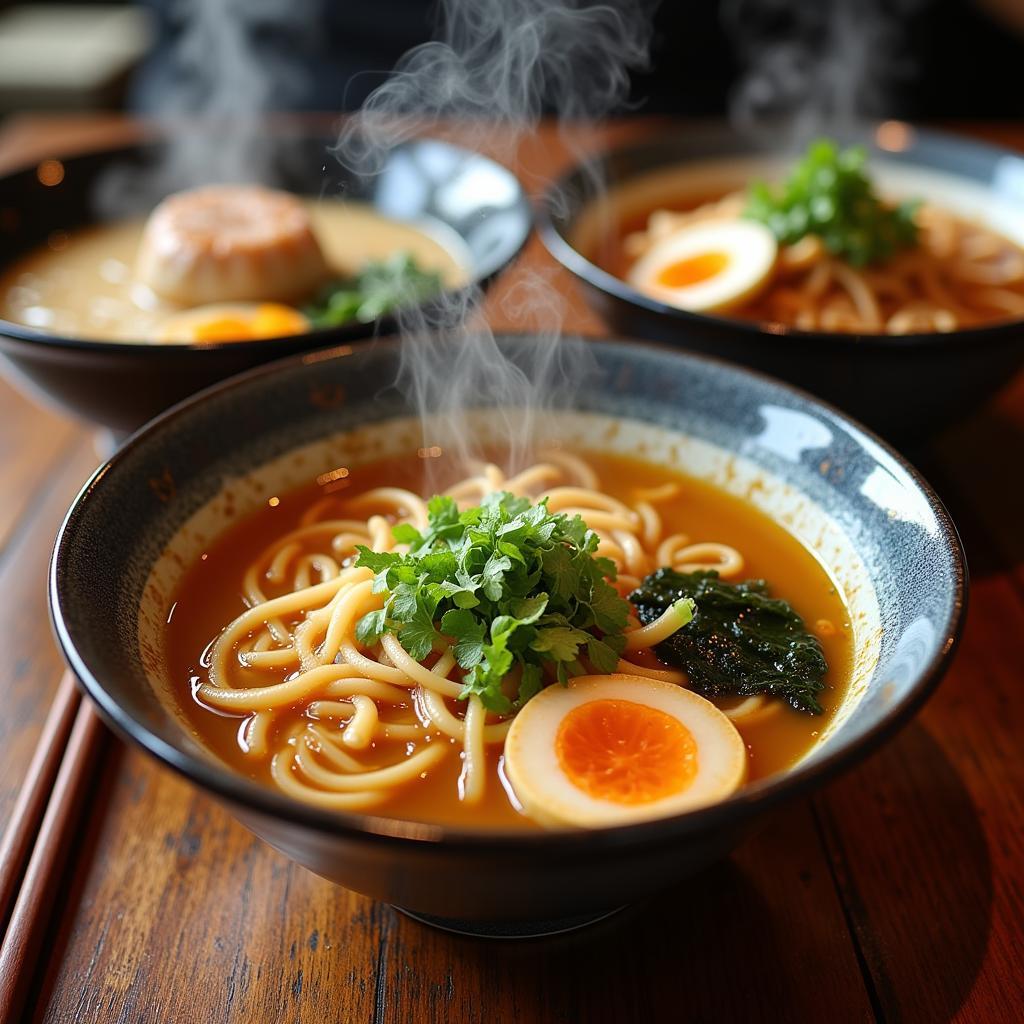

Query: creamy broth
0,200,467,342
165,450,854,830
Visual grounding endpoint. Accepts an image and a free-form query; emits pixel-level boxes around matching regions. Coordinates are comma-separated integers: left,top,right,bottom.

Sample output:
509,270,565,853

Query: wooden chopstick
0,671,80,931
0,695,105,1023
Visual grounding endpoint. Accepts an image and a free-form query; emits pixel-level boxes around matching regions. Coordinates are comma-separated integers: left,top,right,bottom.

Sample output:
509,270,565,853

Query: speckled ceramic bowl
0,126,530,432
50,335,966,932
538,123,1024,439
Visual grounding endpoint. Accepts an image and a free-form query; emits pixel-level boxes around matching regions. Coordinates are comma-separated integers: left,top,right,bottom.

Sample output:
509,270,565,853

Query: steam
333,0,656,473
157,0,321,121
96,0,655,472
98,0,324,216
335,0,653,176
723,0,923,143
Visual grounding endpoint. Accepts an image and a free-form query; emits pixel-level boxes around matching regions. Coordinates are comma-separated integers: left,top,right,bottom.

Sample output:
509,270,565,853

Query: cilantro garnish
745,138,919,267
304,252,442,328
354,492,631,714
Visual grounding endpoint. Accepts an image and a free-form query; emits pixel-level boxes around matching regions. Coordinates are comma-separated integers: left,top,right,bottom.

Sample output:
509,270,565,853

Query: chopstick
0,671,79,928
0,679,105,1023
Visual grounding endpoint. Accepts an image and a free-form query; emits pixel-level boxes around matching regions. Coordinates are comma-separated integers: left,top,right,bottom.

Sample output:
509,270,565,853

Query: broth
0,200,466,342
165,450,853,829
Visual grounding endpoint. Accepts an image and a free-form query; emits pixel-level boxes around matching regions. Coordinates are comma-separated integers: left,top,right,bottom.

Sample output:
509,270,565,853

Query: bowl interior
0,126,532,348
51,336,965,841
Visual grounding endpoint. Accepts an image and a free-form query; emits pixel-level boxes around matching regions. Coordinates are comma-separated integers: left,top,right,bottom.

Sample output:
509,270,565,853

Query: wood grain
0,426,99,831
35,772,874,1024
0,115,1019,1023
816,579,1024,1023
0,383,78,556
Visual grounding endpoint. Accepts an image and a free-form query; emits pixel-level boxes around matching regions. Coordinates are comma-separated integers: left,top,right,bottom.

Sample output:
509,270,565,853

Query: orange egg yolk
191,304,308,343
555,698,698,805
655,251,729,289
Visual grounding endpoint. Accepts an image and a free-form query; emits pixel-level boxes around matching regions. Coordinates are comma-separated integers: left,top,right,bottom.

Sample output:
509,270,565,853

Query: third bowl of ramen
50,335,965,931
539,123,1024,437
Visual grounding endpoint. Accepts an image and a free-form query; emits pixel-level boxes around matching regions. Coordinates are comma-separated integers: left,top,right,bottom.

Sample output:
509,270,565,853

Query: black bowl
0,126,530,432
50,334,966,929
538,122,1024,439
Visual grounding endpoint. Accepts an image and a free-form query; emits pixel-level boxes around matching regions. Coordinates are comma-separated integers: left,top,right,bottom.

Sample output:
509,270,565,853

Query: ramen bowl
539,123,1024,439
50,335,965,932
0,126,530,433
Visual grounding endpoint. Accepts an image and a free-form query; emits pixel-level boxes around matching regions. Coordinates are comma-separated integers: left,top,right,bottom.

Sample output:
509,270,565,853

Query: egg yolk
655,251,730,289
555,698,698,805
191,303,308,342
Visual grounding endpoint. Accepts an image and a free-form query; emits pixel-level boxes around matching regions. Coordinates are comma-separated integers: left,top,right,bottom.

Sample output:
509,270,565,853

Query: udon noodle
194,452,748,812
624,193,1024,334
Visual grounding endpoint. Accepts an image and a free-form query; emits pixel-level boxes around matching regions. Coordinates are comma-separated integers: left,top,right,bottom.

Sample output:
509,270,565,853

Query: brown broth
165,450,854,829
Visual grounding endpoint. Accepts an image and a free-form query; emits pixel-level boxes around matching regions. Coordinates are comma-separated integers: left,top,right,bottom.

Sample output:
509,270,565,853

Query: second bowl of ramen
50,335,965,927
539,123,1024,437
0,125,531,432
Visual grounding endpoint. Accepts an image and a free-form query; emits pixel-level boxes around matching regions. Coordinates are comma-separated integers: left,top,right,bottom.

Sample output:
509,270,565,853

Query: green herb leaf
440,608,486,669
511,594,548,624
586,635,624,673
518,663,544,705
390,582,421,621
589,578,630,633
417,550,460,581
391,523,422,546
304,252,444,328
531,623,591,662
398,605,442,662
354,608,388,646
357,491,631,708
745,138,919,267
541,544,576,599
353,546,400,574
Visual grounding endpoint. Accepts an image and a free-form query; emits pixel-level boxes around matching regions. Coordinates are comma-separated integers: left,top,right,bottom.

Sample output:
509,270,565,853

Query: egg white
504,674,747,829
627,219,778,314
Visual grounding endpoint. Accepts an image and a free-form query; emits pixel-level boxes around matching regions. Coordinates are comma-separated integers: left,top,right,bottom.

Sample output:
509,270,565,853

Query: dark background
0,0,1020,118
129,0,1022,117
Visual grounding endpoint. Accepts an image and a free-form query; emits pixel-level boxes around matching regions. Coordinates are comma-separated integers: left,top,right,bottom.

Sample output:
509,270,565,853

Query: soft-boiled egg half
504,674,747,828
155,302,311,343
627,219,778,314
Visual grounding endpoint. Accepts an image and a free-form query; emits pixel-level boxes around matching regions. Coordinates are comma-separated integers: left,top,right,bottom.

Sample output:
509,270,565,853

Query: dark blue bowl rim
538,121,1024,349
49,333,968,853
0,132,531,354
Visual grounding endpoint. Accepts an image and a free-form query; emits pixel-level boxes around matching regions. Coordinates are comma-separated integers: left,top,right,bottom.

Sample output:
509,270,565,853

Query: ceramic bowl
538,122,1024,439
0,126,530,432
50,335,966,932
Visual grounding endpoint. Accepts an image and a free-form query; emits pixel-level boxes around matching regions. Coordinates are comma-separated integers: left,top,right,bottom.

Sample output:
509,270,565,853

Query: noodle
656,535,744,578
192,455,754,813
624,605,691,651
623,194,1024,333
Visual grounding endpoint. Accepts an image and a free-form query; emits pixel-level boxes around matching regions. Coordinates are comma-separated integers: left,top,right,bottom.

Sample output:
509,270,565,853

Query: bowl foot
393,905,624,939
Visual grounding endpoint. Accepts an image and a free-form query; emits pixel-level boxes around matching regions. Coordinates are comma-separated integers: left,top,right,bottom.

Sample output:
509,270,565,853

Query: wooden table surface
1,115,1022,1024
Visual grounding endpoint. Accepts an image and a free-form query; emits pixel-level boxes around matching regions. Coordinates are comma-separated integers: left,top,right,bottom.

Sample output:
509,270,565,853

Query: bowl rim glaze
49,334,968,852
538,121,1024,349
0,130,531,354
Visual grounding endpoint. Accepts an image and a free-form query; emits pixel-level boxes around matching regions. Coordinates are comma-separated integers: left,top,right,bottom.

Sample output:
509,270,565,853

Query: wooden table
1,115,1022,1024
